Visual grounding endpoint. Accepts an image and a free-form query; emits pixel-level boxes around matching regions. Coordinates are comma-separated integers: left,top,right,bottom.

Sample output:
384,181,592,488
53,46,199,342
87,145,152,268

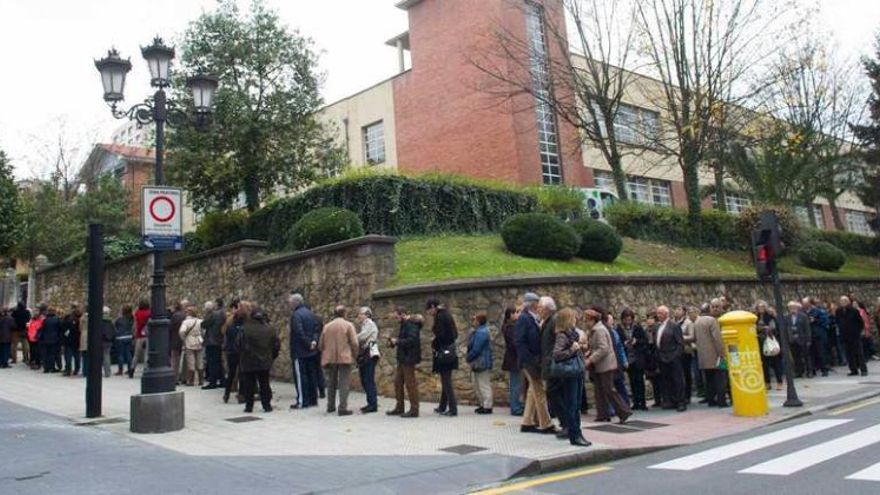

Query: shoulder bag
547,353,585,379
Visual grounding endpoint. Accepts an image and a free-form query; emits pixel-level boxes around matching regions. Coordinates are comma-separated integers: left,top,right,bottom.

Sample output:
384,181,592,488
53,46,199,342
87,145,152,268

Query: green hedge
605,202,742,250
248,173,537,250
798,240,847,272
806,229,880,257
501,213,580,260
195,210,249,250
287,207,364,250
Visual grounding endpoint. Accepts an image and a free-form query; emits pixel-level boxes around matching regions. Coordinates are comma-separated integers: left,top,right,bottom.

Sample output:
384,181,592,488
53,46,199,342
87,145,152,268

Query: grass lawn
393,234,879,287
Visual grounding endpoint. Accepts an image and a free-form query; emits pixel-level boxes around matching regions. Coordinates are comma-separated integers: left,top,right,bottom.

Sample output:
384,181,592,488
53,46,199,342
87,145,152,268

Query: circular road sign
149,195,176,223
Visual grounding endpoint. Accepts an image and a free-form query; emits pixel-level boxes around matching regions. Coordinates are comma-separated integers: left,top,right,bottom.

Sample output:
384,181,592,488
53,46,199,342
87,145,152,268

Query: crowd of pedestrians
1,291,878,447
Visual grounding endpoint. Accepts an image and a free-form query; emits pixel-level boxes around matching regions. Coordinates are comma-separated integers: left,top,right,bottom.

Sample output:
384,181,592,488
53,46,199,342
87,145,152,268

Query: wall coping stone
244,235,397,272
165,240,269,268
373,273,880,299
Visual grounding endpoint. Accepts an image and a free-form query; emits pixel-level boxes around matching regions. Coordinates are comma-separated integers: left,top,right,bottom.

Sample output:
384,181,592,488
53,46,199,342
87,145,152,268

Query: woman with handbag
756,301,783,391
466,311,494,414
356,306,380,414
179,305,205,387
428,298,459,417
584,308,631,425
550,308,590,447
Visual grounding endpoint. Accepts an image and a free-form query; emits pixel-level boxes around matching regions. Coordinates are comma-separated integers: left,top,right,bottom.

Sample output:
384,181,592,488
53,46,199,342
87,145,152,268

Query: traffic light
751,211,781,280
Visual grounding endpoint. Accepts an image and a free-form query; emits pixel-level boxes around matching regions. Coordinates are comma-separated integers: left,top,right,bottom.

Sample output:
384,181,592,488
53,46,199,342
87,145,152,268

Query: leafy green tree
168,0,342,212
0,149,22,256
76,174,137,237
13,182,82,263
851,34,880,229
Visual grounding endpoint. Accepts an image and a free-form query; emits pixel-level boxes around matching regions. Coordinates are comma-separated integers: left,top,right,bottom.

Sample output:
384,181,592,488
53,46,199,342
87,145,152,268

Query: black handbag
547,354,585,379
434,344,457,365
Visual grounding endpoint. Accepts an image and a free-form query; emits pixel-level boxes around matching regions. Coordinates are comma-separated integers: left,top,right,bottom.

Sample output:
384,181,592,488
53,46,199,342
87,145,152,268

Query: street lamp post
95,37,217,430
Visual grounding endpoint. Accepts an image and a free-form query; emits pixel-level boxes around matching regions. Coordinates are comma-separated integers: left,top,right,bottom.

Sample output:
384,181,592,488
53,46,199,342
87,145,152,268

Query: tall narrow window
525,3,562,185
362,121,385,165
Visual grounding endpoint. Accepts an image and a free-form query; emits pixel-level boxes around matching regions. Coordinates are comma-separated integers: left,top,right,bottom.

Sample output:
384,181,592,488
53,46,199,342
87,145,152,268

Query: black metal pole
86,223,104,418
772,270,802,407
141,88,175,395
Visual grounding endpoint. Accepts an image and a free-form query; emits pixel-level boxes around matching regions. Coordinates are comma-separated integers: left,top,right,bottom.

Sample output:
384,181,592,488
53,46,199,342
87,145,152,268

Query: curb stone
768,388,880,426
508,444,679,479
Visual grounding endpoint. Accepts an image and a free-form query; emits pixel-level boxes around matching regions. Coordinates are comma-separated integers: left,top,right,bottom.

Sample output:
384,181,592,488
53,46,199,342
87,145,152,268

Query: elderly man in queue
514,292,555,434
694,301,728,407
289,293,321,410
655,305,687,412
318,305,360,416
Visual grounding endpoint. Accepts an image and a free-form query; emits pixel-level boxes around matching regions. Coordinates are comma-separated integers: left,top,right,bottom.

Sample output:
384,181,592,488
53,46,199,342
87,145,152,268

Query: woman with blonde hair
179,305,205,386
551,307,591,447
584,308,631,424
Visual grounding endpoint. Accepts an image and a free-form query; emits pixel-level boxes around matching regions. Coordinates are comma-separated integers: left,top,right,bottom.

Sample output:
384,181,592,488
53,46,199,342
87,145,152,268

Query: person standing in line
501,307,524,416
318,305,359,416
79,312,89,376
202,300,226,390
355,306,379,414
610,317,630,408
467,311,494,414
0,309,13,368
854,299,876,362
113,304,134,376
802,297,831,377
755,301,783,390
60,304,82,376
539,296,566,436
387,307,422,418
514,293,555,434
223,298,244,404
655,306,687,412
675,305,696,403
288,293,321,410
552,307,591,447
428,298,459,417
39,307,62,373
787,301,812,378
129,300,150,379
694,302,728,407
100,306,116,378
11,302,31,365
618,309,648,411
237,302,280,414
584,308,631,424
27,306,46,370
837,296,868,376
179,305,205,386
169,300,187,385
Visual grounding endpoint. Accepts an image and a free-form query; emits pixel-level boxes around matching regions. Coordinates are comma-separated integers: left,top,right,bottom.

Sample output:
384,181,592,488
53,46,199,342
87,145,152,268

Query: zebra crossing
649,419,880,482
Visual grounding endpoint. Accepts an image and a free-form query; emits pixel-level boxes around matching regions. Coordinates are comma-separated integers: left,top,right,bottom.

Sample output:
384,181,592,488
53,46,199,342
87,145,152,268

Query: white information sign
142,186,183,250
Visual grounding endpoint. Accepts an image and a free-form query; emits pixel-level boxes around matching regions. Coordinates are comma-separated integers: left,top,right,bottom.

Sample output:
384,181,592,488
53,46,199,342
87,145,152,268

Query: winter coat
38,314,62,345
513,310,541,370
618,323,649,369
694,315,725,370
552,327,584,365
11,304,30,333
786,312,811,346
656,319,684,364
431,308,459,373
27,315,44,343
357,318,379,351
114,316,134,340
466,324,492,372
836,306,864,342
60,313,81,347
501,320,519,372
395,317,422,366
224,316,243,354
101,318,116,343
540,312,558,377
179,316,204,351
586,322,617,374
202,309,225,347
238,318,280,373
289,305,320,359
319,317,359,366
134,308,150,339
807,307,830,339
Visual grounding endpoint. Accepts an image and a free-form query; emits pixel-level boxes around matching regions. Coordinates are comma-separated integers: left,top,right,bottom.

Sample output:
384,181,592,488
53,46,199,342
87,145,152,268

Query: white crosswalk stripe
740,423,880,476
648,419,851,471
847,461,880,482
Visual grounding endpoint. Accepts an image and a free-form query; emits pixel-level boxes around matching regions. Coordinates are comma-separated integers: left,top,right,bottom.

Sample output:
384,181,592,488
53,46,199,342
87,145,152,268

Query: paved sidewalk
0,360,878,475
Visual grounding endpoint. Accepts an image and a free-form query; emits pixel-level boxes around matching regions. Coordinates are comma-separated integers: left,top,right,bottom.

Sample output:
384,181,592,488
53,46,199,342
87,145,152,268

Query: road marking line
470,466,612,494
740,423,880,476
648,419,851,471
847,461,880,482
829,398,880,416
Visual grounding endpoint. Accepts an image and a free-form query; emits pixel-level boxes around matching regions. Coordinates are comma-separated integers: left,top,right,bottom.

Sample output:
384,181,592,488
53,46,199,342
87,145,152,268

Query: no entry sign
142,186,183,251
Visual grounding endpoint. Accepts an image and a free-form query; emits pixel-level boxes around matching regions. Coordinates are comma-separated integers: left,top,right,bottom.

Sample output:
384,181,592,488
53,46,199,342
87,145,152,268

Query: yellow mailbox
718,310,768,417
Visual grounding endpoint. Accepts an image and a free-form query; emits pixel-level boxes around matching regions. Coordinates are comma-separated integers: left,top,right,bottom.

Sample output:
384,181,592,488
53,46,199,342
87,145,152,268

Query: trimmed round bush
287,207,364,251
501,213,580,260
798,240,847,272
570,219,623,262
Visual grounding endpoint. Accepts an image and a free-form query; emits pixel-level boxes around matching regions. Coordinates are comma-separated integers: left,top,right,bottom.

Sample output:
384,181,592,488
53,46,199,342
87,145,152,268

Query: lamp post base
130,390,185,433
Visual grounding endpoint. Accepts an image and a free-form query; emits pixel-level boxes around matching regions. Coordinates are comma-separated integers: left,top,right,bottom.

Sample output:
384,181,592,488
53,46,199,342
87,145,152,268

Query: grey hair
359,306,373,318
204,301,215,311
538,296,557,312
290,293,305,306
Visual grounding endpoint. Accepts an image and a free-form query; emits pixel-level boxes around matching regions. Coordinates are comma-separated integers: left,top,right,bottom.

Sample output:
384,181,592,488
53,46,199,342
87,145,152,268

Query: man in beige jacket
319,305,359,416
694,301,728,407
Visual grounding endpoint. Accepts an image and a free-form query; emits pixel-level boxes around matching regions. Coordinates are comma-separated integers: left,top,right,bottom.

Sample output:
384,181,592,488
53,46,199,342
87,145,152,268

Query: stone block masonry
36,239,878,406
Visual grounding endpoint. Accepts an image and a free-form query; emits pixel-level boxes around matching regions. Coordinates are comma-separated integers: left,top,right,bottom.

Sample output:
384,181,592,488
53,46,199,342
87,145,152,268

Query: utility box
719,310,768,417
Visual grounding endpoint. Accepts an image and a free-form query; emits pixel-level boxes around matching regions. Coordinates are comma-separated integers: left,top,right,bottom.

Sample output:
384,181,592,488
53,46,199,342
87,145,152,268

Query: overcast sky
0,0,878,178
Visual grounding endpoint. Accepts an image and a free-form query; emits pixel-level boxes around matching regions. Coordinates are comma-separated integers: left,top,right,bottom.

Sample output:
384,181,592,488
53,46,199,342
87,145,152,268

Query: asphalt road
473,397,880,495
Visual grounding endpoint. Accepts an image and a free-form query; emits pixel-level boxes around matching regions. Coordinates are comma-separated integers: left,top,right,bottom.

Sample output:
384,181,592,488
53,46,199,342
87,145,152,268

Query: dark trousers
29,340,41,367
241,370,272,411
659,359,685,407
437,369,457,413
359,358,378,409
116,339,132,373
648,374,663,405
314,355,326,396
225,352,240,397
791,342,812,377
292,356,319,407
393,364,419,412
561,374,585,442
613,370,630,406
627,364,646,407
205,346,224,385
546,378,566,427
0,343,10,367
63,345,80,374
595,370,632,420
762,353,783,385
41,344,60,372
681,353,694,400
845,337,868,374
811,332,830,372
703,369,727,405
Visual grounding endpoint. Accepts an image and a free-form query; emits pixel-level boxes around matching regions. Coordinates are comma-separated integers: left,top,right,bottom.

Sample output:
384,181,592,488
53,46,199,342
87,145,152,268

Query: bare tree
26,118,98,201
470,0,643,200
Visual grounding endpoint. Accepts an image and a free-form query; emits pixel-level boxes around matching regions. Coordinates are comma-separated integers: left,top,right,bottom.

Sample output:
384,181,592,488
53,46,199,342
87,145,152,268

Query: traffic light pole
770,270,802,407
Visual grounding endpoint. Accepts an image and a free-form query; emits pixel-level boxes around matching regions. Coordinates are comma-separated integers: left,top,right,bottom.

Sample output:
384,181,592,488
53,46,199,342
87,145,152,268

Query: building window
525,2,562,185
712,192,751,215
593,170,615,191
593,102,659,146
362,121,385,165
845,210,874,236
795,205,826,229
627,176,671,207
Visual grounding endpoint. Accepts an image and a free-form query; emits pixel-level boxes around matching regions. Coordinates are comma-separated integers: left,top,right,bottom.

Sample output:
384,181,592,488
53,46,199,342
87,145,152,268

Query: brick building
319,0,876,236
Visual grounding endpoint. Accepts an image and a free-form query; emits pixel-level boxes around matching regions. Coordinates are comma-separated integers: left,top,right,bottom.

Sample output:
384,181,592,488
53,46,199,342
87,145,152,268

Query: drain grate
623,420,668,429
439,444,488,455
585,424,640,434
74,417,127,426
225,416,262,423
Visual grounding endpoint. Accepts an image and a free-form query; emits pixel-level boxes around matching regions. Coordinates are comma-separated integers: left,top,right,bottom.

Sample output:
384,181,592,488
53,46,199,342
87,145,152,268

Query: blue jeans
63,345,80,374
116,339,133,373
561,374,585,442
358,358,378,409
508,370,524,415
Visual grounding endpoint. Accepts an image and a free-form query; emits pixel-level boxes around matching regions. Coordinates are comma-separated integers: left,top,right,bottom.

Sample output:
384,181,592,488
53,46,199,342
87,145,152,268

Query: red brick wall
392,0,586,186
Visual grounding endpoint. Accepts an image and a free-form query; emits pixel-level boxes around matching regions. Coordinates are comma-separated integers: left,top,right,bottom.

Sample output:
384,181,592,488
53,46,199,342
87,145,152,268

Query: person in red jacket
27,306,46,370
129,300,151,378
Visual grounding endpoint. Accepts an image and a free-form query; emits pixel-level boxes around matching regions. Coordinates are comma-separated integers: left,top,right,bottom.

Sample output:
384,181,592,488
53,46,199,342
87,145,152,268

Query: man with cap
514,292,555,434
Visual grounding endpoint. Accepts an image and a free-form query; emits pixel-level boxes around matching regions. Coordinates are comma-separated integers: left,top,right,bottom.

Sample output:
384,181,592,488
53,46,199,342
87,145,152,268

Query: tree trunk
682,159,702,221
828,196,846,230
244,179,260,212
609,152,629,201
713,163,727,212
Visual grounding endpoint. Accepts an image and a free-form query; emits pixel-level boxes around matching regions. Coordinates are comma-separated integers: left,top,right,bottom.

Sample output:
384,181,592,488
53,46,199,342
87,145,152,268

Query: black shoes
571,436,592,447
401,410,419,418
555,428,569,439
386,409,403,416
520,425,539,433
475,407,493,415
440,411,457,417
861,371,869,377
202,384,219,390
360,406,378,414
538,426,560,435
338,409,353,416
327,407,337,414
